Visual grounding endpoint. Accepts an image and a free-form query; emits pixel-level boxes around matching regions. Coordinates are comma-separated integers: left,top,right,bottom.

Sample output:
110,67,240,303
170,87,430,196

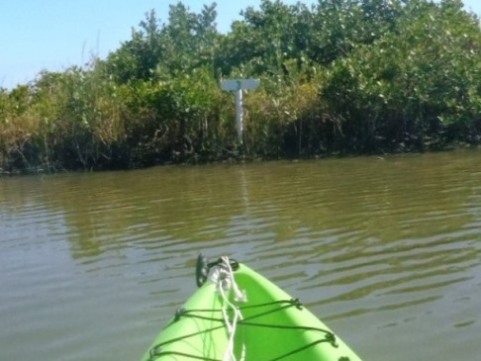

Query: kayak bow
140,256,363,361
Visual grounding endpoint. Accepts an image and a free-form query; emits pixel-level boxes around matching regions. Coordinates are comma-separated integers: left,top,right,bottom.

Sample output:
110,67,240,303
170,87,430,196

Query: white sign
221,79,260,91
220,78,261,144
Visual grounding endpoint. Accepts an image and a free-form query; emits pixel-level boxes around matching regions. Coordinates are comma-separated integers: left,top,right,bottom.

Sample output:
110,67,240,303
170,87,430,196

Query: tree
106,2,220,83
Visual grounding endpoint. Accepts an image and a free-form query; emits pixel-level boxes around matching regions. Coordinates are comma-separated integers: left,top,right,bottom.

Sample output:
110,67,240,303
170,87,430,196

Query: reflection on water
1,150,481,360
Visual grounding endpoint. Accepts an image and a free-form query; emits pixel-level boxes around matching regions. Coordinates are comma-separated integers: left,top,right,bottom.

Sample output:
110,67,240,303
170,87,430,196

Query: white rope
210,257,247,361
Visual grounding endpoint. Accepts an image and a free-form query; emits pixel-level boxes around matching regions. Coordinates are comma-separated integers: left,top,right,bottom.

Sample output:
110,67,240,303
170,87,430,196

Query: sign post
221,79,260,144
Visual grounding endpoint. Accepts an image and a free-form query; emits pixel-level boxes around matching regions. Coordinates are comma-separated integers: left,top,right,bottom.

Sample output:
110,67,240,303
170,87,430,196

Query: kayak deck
141,258,362,361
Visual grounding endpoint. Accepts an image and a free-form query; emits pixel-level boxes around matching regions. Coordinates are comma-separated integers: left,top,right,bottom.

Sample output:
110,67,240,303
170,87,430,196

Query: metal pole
221,79,259,146
235,89,244,144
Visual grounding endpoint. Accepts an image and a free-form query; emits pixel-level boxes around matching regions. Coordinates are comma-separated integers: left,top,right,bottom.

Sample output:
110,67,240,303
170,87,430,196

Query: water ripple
2,151,481,360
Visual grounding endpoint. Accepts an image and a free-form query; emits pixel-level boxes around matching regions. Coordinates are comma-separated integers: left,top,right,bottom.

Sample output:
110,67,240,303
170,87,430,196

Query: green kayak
141,256,363,361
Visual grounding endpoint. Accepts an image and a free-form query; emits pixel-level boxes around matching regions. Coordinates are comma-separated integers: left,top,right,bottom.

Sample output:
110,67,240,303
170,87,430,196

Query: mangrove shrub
1,0,481,173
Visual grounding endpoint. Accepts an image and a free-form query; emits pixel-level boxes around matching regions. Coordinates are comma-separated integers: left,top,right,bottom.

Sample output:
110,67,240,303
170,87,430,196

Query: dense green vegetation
2,0,481,173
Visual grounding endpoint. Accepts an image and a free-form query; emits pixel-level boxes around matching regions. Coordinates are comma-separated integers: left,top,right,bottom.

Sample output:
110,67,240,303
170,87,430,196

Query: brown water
1,150,480,360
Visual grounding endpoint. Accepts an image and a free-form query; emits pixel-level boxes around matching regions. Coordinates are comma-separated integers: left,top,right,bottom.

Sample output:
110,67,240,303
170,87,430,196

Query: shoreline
1,144,476,177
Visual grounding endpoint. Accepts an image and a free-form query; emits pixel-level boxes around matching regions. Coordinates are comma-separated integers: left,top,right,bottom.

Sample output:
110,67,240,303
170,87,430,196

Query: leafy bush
2,0,481,172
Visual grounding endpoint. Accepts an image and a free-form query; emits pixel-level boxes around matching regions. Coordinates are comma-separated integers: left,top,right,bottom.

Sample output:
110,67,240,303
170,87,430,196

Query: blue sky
1,0,480,89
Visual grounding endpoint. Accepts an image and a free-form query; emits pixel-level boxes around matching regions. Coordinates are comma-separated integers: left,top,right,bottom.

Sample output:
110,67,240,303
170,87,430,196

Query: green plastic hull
141,263,363,361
